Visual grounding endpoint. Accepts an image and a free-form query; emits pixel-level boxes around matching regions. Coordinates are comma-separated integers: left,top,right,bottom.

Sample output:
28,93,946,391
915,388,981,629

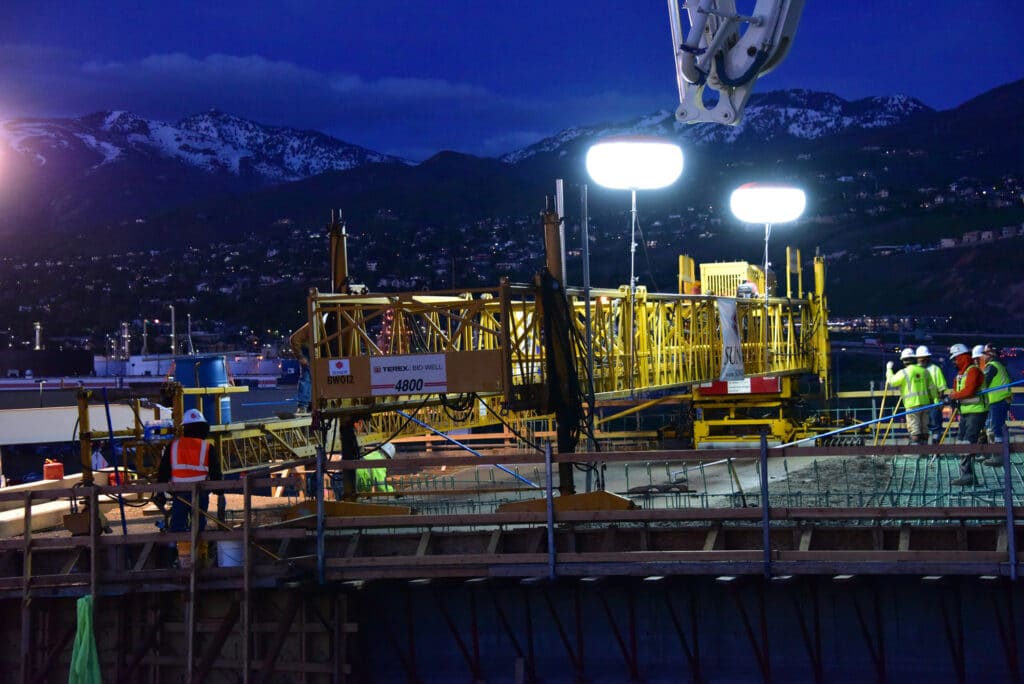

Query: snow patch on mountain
76,134,122,165
0,110,410,182
502,90,933,162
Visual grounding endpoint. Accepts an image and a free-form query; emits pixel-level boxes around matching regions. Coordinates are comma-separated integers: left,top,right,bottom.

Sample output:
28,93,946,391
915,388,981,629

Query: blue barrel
173,355,232,424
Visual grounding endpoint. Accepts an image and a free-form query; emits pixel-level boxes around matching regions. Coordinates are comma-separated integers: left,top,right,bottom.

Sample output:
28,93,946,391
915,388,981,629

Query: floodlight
586,135,684,394
729,183,807,374
585,136,683,190
729,183,806,225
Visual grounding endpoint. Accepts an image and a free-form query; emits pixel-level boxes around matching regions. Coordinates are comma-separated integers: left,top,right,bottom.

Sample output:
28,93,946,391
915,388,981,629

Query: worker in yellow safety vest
915,345,948,444
947,344,989,486
887,347,940,446
356,442,395,493
977,344,1012,463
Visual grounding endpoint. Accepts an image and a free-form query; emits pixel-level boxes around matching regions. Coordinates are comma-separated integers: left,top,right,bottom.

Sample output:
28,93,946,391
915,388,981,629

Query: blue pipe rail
778,377,1024,449
395,410,539,488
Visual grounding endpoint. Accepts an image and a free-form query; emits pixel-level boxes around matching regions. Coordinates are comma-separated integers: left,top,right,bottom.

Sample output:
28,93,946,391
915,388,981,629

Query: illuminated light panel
730,183,806,224
585,135,683,190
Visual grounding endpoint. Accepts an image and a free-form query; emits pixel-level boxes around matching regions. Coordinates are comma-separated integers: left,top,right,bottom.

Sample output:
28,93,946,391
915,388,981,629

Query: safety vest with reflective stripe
954,365,988,414
170,438,211,483
356,450,393,493
924,363,948,394
888,364,938,409
985,359,1011,403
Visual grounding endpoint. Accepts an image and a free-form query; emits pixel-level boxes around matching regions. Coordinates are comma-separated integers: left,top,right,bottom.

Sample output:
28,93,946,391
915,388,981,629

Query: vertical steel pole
555,179,567,282
581,184,597,491
316,444,326,585
1001,426,1016,580
760,432,772,579
763,223,772,374
629,189,638,394
545,443,556,581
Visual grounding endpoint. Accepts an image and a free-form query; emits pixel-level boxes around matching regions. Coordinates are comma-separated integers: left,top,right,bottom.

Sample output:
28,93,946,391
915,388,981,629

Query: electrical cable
633,213,662,293
476,394,545,453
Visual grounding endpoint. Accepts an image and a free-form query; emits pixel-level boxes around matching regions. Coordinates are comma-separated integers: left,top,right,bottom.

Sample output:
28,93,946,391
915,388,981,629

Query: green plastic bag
68,594,101,684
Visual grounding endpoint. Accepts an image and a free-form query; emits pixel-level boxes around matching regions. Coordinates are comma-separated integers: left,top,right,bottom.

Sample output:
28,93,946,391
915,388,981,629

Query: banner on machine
717,297,745,381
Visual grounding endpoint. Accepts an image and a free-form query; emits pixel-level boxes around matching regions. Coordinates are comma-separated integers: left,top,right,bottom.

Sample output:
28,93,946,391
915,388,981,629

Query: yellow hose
873,379,891,446
879,397,902,445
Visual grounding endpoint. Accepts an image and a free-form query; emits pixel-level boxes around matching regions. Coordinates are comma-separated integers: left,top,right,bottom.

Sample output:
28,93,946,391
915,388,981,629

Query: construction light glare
585,136,683,190
730,183,806,224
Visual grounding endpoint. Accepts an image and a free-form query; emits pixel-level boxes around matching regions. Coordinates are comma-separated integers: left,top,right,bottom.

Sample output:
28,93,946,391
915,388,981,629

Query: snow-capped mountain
502,90,933,163
0,110,407,183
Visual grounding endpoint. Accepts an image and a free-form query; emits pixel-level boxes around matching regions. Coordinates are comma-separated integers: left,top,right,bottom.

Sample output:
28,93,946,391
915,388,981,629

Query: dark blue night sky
1,1,1020,160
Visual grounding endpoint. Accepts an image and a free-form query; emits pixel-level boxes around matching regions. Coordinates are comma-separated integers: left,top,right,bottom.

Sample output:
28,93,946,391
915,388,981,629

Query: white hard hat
949,343,969,359
915,345,931,358
182,408,207,425
900,348,915,361
380,442,396,458
971,344,986,359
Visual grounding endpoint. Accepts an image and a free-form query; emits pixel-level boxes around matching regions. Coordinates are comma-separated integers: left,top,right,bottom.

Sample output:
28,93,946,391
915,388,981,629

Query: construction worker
916,345,948,444
886,347,939,446
158,408,222,531
289,323,312,414
356,442,395,493
946,344,989,486
978,344,1012,461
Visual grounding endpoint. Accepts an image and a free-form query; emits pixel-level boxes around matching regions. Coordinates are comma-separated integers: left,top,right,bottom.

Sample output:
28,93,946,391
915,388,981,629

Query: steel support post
760,432,772,578
397,585,422,683
727,580,772,683
541,584,585,681
433,585,484,682
936,578,966,684
664,585,704,684
316,443,326,585
20,491,33,683
243,474,252,684
850,580,887,684
990,582,1021,682
186,482,200,681
595,584,640,682
546,443,556,581
789,581,823,684
491,587,538,683
1000,428,1016,580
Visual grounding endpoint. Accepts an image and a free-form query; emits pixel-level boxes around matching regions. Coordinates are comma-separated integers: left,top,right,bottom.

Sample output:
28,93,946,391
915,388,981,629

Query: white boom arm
668,0,804,125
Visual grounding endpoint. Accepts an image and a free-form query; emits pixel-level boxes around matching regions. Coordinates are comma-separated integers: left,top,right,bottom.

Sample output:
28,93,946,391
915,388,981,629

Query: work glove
885,361,893,371
943,397,958,410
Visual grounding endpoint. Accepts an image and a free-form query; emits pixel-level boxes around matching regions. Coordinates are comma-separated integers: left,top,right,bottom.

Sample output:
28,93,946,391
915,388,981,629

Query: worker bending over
887,347,939,446
356,442,395,493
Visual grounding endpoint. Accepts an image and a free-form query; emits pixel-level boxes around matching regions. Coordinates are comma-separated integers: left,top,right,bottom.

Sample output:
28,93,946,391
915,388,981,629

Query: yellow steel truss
77,257,829,475
307,256,830,425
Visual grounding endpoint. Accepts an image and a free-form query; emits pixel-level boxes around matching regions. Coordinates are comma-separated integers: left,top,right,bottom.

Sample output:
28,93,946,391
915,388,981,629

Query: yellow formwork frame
305,256,830,433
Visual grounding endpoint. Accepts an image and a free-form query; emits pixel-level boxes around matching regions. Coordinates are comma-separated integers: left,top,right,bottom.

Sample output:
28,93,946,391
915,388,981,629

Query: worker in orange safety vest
158,408,222,532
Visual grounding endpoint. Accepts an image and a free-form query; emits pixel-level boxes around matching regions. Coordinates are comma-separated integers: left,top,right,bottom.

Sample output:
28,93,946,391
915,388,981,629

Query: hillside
1,81,1023,345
